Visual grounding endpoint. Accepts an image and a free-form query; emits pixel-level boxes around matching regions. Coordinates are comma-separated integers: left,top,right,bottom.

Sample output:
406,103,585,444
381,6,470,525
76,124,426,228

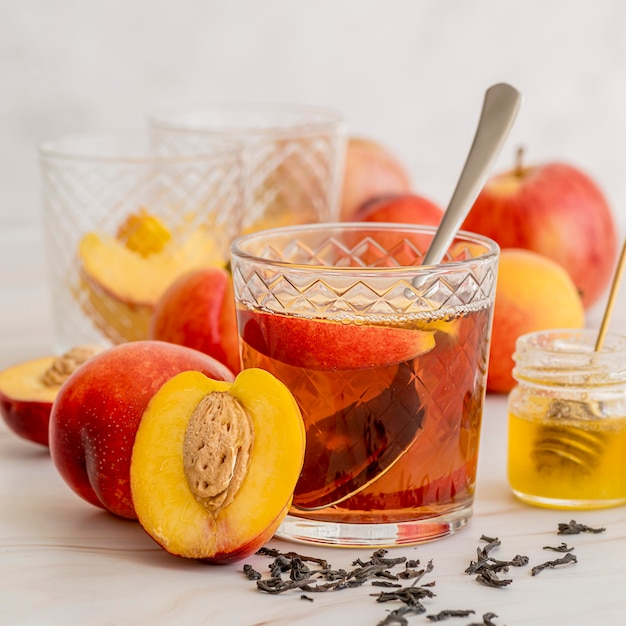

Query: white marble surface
2,229,626,625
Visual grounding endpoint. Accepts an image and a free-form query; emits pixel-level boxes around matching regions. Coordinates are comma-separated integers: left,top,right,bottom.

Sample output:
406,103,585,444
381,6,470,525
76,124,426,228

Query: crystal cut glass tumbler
230,223,499,547
39,131,244,352
149,103,346,233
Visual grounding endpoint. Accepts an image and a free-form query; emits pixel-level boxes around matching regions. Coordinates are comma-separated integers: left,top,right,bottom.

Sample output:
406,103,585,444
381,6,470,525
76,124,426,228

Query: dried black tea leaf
466,535,527,587
479,534,500,545
467,612,501,626
372,585,435,605
256,577,318,594
242,563,262,580
353,549,408,569
475,569,512,588
530,552,577,576
426,608,476,621
300,594,314,602
289,557,311,581
557,520,606,535
377,606,424,626
543,542,574,553
256,546,329,568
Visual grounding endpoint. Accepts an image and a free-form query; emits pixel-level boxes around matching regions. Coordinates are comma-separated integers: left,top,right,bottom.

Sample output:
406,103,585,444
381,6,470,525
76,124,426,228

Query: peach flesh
130,369,305,562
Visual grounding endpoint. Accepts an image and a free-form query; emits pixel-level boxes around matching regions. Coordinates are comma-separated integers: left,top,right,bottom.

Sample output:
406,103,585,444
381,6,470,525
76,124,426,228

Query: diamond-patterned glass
148,103,347,232
231,223,499,546
232,224,498,318
40,131,244,351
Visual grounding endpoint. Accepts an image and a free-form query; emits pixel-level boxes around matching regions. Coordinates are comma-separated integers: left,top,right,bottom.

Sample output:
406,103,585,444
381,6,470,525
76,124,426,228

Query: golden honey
507,329,626,509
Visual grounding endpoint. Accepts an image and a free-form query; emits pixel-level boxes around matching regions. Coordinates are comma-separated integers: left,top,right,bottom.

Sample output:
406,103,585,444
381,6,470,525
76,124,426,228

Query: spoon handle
422,82,522,266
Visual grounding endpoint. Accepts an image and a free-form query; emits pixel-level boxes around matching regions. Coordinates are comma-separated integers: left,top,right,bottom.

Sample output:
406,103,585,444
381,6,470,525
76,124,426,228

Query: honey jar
507,328,626,509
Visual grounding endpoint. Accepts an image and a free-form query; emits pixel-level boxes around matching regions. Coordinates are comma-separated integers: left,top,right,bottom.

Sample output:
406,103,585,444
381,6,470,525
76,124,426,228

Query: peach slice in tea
237,309,437,371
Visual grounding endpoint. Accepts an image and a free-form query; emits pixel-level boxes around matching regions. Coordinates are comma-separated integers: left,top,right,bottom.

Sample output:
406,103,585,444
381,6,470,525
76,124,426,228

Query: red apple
340,137,411,220
149,268,241,374
462,151,618,309
350,193,444,226
49,340,234,519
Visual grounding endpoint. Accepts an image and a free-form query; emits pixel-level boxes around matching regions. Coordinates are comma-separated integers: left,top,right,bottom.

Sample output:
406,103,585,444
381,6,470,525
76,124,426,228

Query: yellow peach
487,248,585,393
130,368,305,562
77,209,224,343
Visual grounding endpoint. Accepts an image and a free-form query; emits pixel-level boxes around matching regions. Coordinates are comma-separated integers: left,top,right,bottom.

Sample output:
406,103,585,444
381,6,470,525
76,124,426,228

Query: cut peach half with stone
77,222,223,343
0,346,102,447
238,309,442,370
130,368,305,563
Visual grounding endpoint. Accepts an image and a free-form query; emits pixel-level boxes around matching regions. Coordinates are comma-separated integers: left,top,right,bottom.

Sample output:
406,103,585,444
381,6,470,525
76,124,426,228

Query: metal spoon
422,82,522,266
292,83,522,512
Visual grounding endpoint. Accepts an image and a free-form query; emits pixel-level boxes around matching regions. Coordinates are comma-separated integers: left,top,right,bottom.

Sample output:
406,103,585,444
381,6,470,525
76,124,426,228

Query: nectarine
340,137,411,220
349,193,443,226
0,346,102,447
150,268,241,374
130,368,305,562
49,341,234,518
487,249,585,393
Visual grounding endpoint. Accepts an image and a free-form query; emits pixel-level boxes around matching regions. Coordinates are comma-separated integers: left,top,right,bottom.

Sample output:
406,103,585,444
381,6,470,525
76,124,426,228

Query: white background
2,0,626,360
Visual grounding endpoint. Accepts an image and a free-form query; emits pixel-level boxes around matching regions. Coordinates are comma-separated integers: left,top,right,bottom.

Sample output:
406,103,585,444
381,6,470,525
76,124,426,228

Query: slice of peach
0,346,102,447
238,309,438,370
77,211,224,343
130,368,305,563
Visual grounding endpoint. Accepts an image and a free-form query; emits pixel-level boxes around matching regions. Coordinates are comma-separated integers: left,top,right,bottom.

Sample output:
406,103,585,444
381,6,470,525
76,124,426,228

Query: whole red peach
340,137,411,220
49,340,234,519
487,249,585,393
149,268,241,374
350,193,444,226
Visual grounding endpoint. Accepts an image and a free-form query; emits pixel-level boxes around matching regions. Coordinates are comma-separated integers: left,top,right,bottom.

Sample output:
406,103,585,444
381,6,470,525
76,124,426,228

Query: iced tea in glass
230,223,499,546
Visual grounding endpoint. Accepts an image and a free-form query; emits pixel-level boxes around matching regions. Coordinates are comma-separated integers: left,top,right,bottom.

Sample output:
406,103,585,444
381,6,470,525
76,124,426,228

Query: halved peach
77,209,224,343
50,341,234,519
130,368,305,563
0,346,102,447
237,309,440,370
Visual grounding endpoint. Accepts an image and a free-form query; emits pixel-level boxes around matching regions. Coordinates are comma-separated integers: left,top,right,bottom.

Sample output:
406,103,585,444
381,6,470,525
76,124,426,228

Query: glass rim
38,129,245,164
230,222,500,274
516,328,626,355
148,102,346,137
